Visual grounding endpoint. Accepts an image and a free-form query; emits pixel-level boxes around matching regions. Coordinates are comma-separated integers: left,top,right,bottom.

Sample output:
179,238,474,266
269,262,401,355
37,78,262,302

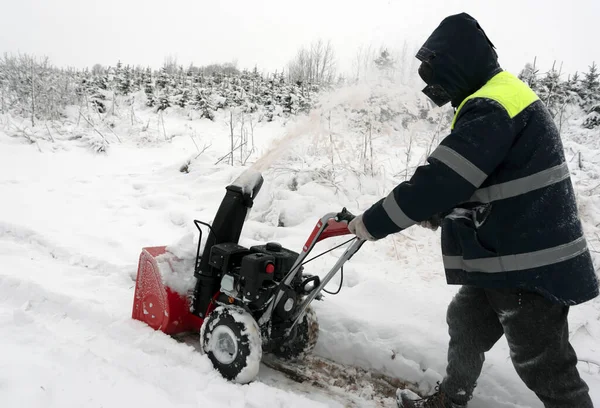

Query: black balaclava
416,13,502,108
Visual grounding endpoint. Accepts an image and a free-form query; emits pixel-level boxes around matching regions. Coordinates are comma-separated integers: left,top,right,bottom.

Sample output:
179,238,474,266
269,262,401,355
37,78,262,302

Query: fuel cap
266,242,282,252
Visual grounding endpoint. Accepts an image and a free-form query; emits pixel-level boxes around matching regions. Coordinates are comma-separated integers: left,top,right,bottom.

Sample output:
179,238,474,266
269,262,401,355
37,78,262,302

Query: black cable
300,237,356,265
301,237,356,295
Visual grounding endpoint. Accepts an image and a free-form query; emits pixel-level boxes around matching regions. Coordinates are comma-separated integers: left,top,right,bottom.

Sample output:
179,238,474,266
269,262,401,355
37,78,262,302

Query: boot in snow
396,388,467,408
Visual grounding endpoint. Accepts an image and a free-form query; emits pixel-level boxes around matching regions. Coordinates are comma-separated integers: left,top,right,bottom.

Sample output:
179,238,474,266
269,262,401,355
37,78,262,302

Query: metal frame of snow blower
192,209,365,332
257,210,365,330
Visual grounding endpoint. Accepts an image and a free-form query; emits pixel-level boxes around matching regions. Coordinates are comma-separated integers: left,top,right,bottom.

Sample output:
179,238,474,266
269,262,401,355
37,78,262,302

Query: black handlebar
335,207,356,223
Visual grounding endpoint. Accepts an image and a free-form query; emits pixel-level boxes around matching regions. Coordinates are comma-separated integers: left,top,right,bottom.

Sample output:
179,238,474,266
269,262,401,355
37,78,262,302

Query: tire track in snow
0,220,134,279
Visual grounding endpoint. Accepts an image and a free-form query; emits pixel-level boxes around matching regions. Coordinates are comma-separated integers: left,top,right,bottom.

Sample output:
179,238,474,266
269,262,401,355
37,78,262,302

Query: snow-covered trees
2,51,600,131
0,55,321,124
519,60,600,128
518,60,540,89
0,53,78,125
102,61,318,121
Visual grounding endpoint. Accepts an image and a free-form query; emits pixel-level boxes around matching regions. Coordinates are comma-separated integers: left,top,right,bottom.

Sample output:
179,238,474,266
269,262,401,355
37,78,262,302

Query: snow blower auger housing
132,169,365,383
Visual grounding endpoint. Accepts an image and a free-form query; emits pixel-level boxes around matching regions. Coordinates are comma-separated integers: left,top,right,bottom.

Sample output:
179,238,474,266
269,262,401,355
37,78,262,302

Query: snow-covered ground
1,84,599,408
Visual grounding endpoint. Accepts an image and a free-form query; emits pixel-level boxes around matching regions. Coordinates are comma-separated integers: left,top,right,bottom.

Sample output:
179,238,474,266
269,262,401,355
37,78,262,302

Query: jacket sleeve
362,97,517,239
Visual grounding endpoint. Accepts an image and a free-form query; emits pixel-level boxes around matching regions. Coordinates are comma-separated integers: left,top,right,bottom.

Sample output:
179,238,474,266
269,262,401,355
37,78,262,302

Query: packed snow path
1,114,599,407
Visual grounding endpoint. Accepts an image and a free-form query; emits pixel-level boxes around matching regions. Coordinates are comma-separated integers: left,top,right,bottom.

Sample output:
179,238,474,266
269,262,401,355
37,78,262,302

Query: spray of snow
251,111,323,172
250,82,408,172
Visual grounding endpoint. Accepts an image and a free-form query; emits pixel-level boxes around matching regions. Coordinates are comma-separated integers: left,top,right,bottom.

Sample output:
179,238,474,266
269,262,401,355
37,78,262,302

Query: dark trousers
440,286,593,407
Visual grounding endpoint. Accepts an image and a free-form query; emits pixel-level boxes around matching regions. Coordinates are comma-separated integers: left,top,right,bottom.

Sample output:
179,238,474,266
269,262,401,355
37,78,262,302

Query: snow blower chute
132,169,365,383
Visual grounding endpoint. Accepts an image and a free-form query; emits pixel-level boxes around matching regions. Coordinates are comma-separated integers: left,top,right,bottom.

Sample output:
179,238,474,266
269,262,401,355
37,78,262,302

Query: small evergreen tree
117,64,133,95
143,67,155,107
518,60,539,90
89,73,108,113
582,62,599,92
565,72,581,94
374,49,395,77
538,62,565,113
581,62,600,110
156,66,170,90
133,66,144,90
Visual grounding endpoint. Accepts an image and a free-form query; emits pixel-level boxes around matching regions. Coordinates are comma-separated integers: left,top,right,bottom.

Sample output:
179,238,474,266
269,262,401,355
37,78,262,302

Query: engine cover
250,242,300,282
239,253,275,301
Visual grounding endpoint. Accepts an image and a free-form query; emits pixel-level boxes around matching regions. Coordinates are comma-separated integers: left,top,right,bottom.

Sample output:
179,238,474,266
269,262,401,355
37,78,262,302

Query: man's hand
418,219,440,231
418,213,446,231
348,213,377,241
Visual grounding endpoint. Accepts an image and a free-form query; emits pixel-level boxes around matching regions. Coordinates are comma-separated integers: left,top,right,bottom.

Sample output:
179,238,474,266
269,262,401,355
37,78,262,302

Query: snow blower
132,169,365,383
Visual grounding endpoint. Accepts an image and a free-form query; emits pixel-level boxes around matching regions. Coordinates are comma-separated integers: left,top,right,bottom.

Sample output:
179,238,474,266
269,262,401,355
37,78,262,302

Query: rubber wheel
200,306,262,383
272,306,319,360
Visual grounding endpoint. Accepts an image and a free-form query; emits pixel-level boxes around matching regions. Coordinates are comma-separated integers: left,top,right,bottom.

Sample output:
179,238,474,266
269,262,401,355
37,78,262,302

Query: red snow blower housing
132,169,365,383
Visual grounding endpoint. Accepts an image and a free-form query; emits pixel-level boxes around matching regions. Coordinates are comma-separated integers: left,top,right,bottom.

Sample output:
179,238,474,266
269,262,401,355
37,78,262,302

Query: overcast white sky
1,0,599,78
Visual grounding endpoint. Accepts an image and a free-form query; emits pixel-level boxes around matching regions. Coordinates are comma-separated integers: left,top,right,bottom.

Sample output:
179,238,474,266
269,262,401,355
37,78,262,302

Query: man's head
416,13,501,108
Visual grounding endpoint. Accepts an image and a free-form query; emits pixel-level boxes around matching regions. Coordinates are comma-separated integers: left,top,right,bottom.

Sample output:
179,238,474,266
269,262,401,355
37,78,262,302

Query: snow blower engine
132,169,365,383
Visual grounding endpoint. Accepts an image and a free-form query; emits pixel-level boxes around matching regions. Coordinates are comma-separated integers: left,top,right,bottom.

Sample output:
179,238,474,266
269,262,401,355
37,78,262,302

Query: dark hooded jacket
362,13,599,305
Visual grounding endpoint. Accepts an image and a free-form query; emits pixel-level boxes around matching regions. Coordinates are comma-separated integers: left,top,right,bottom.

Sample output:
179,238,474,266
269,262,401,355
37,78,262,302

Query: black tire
271,306,319,360
200,305,262,383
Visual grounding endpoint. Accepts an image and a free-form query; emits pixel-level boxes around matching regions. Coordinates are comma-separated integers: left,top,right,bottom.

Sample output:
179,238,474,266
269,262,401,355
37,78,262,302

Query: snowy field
1,84,599,408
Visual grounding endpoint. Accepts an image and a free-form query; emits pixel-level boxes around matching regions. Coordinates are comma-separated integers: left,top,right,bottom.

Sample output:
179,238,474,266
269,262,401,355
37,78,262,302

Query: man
348,12,599,408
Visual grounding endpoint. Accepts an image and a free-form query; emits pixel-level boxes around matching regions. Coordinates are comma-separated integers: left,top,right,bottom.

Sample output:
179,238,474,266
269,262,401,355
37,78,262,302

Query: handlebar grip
335,207,356,223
